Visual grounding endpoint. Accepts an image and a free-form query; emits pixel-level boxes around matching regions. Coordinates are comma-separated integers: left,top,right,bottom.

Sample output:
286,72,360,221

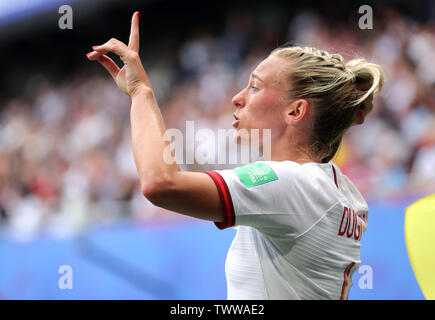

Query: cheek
247,92,285,129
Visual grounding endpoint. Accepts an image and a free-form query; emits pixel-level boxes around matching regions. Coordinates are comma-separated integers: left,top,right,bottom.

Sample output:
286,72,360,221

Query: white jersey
204,160,368,300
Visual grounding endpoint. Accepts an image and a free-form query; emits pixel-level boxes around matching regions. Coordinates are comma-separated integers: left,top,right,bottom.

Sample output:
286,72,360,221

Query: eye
251,85,259,92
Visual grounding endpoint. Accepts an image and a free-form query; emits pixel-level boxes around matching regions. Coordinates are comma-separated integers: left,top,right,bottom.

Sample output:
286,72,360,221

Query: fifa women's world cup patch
233,162,278,188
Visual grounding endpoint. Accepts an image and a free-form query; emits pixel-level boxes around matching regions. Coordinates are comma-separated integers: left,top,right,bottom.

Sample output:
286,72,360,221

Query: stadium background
0,0,434,299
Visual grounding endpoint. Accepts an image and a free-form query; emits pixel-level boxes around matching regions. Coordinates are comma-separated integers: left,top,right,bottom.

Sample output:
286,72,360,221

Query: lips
232,114,240,128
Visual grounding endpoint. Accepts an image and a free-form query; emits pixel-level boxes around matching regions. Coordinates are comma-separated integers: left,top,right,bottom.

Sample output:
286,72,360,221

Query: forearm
88,13,225,223
130,86,180,194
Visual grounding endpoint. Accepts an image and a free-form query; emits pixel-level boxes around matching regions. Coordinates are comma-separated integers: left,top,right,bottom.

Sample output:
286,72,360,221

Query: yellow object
405,194,435,300
331,139,348,166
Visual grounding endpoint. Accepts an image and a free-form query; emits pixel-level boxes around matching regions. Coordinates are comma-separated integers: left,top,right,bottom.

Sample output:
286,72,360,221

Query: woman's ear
286,99,310,124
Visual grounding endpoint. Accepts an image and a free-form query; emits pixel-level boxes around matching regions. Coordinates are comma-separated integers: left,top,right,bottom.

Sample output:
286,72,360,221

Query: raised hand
86,12,151,97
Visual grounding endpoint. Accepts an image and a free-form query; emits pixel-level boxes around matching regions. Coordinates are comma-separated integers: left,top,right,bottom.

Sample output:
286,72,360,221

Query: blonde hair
270,45,385,163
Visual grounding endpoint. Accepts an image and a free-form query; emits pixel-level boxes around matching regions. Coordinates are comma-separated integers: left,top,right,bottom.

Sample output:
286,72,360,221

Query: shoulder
219,160,308,188
331,163,368,214
216,160,334,206
219,160,329,185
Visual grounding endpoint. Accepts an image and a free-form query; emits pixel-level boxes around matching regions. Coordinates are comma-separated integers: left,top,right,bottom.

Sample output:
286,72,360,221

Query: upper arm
144,171,226,224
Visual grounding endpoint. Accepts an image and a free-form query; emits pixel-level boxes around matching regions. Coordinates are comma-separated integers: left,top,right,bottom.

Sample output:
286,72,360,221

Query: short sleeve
203,170,236,230
204,161,332,237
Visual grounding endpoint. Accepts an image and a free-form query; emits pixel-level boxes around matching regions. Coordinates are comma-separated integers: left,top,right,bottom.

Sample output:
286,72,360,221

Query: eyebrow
251,73,264,83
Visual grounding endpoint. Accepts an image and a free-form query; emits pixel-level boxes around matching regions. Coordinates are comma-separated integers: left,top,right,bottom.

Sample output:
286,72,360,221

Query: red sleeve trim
203,171,235,230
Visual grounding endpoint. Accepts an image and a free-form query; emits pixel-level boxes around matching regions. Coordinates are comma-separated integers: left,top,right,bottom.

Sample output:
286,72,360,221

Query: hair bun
345,58,386,107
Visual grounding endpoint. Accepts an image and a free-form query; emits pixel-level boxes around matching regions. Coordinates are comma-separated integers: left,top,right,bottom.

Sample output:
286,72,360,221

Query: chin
231,127,247,145
233,126,256,147
232,128,266,161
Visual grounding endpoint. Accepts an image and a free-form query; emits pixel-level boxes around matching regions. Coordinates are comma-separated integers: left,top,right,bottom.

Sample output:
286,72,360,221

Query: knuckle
114,44,123,51
129,51,139,60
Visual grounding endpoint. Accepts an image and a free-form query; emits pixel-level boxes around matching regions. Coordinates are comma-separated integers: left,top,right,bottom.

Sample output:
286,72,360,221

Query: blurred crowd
0,6,434,240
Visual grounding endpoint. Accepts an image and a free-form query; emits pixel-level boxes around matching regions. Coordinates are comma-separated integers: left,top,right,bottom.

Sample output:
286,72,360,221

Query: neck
261,133,318,164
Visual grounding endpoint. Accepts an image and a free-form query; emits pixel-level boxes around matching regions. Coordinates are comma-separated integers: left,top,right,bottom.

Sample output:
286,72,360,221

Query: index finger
128,11,140,52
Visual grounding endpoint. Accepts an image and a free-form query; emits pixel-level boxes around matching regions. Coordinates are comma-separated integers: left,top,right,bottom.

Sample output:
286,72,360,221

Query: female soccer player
87,12,384,299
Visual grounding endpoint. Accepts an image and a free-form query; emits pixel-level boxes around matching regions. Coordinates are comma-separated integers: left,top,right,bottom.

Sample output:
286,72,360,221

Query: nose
231,90,245,109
